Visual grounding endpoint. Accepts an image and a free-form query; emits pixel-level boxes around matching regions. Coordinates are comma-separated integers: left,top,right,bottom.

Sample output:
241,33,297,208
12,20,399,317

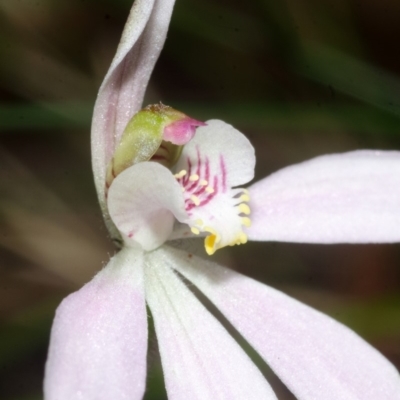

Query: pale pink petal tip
170,246,400,400
44,248,148,400
163,118,207,145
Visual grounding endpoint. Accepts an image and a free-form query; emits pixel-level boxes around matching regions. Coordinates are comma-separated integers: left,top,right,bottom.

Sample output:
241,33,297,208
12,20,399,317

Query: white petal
44,248,147,400
108,162,187,250
144,247,277,400
170,246,400,400
91,0,176,230
248,150,400,243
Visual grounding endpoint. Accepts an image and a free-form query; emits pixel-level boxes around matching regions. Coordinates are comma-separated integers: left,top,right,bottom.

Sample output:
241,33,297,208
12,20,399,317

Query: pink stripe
199,176,218,207
220,155,227,192
195,147,202,176
204,158,210,182
193,186,207,197
182,157,192,186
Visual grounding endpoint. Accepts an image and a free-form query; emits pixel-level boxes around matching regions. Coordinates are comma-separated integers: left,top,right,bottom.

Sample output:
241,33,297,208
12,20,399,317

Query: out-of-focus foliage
0,0,399,398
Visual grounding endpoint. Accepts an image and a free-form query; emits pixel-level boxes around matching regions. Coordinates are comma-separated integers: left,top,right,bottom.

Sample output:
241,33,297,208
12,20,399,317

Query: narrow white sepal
144,247,278,400
169,245,400,400
91,0,176,235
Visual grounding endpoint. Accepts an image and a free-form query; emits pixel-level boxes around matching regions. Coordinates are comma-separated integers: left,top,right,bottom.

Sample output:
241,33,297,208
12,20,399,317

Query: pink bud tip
163,118,206,145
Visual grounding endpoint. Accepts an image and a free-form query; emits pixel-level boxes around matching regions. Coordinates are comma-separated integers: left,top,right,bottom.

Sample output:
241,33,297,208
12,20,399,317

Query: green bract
106,104,187,187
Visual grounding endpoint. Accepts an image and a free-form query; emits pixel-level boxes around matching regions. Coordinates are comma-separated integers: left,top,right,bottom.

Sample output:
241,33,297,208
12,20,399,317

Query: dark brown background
0,0,399,398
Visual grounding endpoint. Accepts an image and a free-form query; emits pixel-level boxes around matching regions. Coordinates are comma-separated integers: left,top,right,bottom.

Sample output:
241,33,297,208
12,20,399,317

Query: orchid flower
44,0,400,399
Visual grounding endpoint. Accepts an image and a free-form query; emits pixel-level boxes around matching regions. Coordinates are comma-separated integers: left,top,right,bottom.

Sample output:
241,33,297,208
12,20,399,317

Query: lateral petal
248,150,400,243
144,247,277,400
171,246,400,400
108,162,187,250
44,248,147,400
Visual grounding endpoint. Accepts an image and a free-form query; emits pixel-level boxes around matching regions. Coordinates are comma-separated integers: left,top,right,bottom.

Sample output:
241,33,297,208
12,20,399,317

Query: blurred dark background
0,0,399,399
